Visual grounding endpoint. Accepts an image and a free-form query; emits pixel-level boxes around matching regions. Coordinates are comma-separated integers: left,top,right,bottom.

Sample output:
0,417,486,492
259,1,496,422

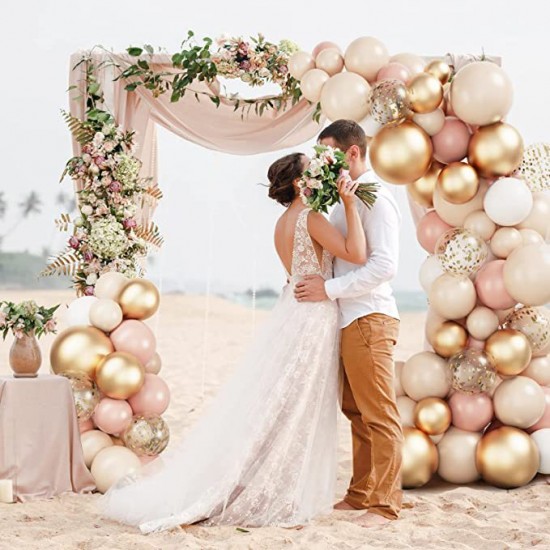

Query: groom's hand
294,275,329,302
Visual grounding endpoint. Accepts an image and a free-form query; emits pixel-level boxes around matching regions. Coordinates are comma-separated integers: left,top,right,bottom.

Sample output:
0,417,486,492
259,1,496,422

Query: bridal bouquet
299,145,378,214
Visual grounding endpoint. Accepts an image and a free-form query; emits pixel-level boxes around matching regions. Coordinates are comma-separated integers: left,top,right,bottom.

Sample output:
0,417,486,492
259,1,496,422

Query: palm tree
0,191,43,248
0,192,6,220
56,190,77,214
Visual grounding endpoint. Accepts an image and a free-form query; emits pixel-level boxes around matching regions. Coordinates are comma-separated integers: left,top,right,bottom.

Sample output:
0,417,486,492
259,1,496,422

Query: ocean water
227,290,428,312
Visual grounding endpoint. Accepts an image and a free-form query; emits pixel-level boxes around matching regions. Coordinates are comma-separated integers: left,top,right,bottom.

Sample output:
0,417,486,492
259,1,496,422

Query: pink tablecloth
0,374,95,501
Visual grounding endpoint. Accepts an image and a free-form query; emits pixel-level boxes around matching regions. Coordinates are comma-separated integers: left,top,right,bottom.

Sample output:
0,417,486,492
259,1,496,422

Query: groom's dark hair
318,120,367,159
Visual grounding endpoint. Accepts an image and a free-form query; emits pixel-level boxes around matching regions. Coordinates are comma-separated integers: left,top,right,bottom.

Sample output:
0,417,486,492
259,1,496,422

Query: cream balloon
450,62,513,126
320,72,371,122
429,274,476,320
466,307,499,341
315,48,344,76
344,36,389,82
94,272,129,301
503,243,550,306
66,296,97,327
425,307,449,343
81,429,113,468
413,108,445,136
299,68,330,103
493,376,545,429
288,51,315,80
89,299,123,333
490,227,523,259
464,210,497,241
390,53,426,76
437,427,482,484
483,177,533,226
401,351,451,401
531,429,550,474
523,356,550,386
519,229,544,246
516,192,550,238
433,179,488,227
145,352,162,375
419,255,444,294
91,446,141,494
394,360,405,398
397,395,417,427
359,114,382,137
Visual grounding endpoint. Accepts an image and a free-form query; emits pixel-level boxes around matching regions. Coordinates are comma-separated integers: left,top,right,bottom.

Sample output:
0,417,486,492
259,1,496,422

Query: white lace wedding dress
101,208,340,533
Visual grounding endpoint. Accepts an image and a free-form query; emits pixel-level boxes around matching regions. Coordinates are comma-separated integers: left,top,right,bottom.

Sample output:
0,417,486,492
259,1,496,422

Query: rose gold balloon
117,279,160,321
430,321,468,358
429,274,476,320
466,306,499,341
369,121,433,184
414,397,452,435
448,392,493,432
407,73,443,114
128,373,170,416
312,41,341,58
110,320,157,366
436,162,479,204
468,123,524,178
493,376,545,429
464,210,496,241
490,227,522,259
376,62,411,83
390,53,426,76
315,48,344,76
416,211,452,253
485,329,532,376
437,427,482,484
320,72,371,122
145,352,162,375
433,179,488,227
95,351,145,400
432,116,471,164
408,161,444,208
451,62,513,126
426,59,452,84
288,51,315,80
402,427,439,488
475,260,517,310
300,68,330,103
344,36,389,82
93,397,133,435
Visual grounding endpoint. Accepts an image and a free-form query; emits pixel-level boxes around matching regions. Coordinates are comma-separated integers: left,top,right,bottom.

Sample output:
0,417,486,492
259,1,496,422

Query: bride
101,152,366,533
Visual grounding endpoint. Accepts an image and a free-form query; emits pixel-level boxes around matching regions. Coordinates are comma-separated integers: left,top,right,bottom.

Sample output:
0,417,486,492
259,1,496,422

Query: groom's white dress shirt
325,169,401,329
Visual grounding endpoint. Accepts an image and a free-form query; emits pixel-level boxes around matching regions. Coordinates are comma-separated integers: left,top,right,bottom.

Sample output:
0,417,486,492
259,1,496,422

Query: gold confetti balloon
476,426,540,488
414,397,452,435
502,307,550,353
402,427,439,488
368,79,411,126
485,329,532,376
117,279,160,321
515,142,550,192
448,349,497,394
435,228,488,276
123,414,170,457
50,326,114,379
59,371,100,421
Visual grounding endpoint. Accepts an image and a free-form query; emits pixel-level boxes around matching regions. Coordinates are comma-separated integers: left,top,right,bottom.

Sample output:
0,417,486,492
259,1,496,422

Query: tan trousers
341,313,403,519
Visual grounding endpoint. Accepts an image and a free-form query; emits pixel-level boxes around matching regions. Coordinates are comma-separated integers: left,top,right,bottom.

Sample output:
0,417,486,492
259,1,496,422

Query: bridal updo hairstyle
267,152,305,207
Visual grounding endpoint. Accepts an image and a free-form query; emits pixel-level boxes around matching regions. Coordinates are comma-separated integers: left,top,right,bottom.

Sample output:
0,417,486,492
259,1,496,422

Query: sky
1,0,549,294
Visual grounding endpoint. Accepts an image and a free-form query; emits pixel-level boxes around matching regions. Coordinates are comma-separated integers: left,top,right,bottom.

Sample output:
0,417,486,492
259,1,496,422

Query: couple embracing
102,120,403,532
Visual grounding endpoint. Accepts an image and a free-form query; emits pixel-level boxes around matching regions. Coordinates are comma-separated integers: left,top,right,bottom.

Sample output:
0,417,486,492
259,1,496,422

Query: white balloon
419,255,444,294
413,109,445,136
65,296,98,326
359,114,382,137
483,177,534,226
531,429,550,474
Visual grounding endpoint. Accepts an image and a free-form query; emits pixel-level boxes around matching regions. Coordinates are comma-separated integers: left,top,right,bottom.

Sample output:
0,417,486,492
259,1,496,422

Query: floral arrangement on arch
42,59,163,296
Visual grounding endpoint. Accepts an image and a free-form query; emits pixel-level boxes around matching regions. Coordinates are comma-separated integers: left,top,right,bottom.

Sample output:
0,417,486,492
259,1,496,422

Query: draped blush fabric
0,375,95,502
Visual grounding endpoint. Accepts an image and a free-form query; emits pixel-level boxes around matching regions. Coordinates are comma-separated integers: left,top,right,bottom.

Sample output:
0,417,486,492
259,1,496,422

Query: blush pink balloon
312,41,341,58
110,320,157,366
468,338,486,351
416,211,453,253
475,260,517,310
527,386,550,432
93,397,133,435
449,392,494,432
432,117,471,164
128,373,170,415
139,455,158,466
376,62,411,83
79,418,94,434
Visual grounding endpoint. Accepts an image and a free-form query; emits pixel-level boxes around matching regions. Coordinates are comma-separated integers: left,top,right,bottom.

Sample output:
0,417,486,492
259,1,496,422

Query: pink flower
303,188,313,197
13,328,24,339
83,251,94,262
84,286,95,296
0,311,6,327
279,65,288,74
69,236,80,249
109,181,122,193
239,60,251,70
123,218,137,229
237,42,249,56
44,319,57,332
93,156,106,166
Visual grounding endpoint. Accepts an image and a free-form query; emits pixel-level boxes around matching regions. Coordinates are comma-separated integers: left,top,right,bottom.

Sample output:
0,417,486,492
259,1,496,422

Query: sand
0,290,549,550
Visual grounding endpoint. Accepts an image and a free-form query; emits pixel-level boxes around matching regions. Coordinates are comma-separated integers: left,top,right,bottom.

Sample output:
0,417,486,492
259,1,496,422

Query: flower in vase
44,319,57,333
0,310,7,327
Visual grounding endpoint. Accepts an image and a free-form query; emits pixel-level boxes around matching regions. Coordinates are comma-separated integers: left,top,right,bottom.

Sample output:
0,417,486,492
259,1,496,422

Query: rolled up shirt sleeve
324,194,400,301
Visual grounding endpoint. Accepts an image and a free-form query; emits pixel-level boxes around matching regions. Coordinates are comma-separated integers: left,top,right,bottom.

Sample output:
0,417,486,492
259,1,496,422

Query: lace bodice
290,208,333,280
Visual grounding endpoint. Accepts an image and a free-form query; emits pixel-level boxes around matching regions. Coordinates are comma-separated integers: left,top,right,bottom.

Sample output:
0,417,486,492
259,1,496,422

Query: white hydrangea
88,217,128,260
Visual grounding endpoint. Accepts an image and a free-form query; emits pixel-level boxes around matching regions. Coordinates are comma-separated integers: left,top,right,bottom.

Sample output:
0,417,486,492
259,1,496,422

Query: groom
295,119,402,527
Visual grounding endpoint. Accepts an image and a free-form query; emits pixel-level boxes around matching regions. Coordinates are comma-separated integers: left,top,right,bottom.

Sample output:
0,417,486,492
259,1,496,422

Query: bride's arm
307,178,367,265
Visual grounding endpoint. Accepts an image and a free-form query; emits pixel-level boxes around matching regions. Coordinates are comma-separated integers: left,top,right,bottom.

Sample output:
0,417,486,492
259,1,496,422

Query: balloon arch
46,34,550,493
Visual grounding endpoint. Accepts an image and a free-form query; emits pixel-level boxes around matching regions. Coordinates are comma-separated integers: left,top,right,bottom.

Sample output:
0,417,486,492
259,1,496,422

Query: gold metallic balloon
407,73,444,114
59,371,100,421
369,121,433,184
485,329,532,376
431,321,468,358
123,414,170,457
408,161,444,208
437,162,480,204
50,326,114,379
402,427,439,488
414,397,452,435
475,426,540,488
468,122,524,178
426,59,452,85
118,279,160,321
95,351,145,400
